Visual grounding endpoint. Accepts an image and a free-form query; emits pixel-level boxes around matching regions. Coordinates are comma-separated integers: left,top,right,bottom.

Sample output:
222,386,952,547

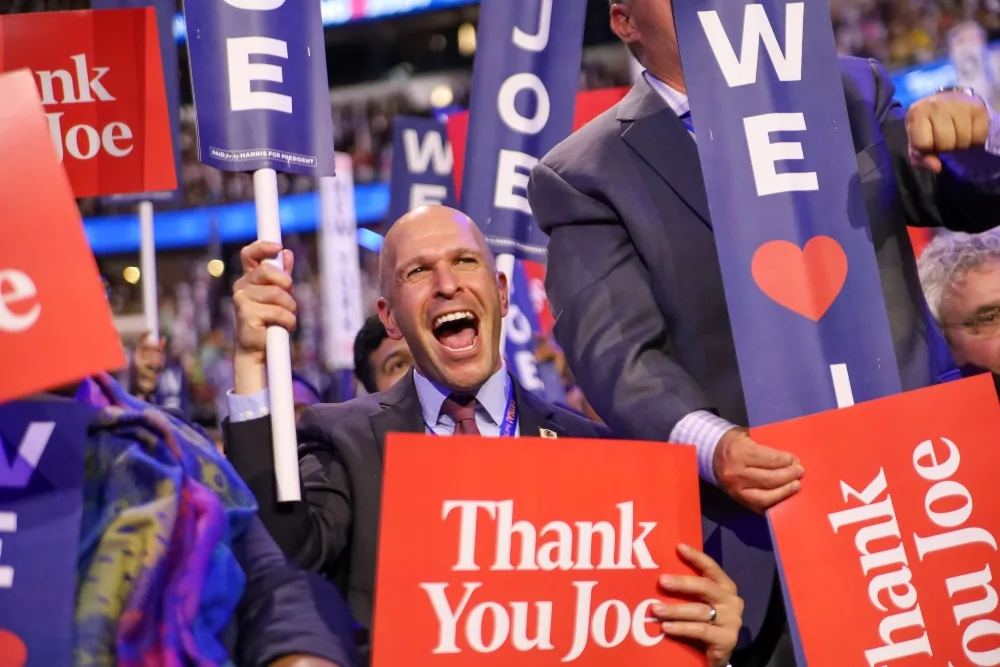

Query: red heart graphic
751,236,848,322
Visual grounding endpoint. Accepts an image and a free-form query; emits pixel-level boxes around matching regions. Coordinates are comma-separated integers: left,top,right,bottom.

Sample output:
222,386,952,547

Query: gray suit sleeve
871,58,1000,232
529,161,714,441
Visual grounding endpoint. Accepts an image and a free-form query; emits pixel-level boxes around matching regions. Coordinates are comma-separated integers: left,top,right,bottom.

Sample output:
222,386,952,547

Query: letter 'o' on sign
223,0,286,9
497,73,550,135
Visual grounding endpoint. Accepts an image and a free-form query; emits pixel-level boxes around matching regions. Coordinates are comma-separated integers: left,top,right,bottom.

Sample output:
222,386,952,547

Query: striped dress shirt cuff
228,388,271,423
669,410,737,486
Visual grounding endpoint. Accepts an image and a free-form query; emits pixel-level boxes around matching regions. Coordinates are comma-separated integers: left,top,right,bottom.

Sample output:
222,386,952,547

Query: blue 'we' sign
183,0,335,176
674,0,903,427
0,400,90,667
387,116,455,224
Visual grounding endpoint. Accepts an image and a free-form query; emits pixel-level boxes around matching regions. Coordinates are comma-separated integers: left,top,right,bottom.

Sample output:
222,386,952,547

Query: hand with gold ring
650,543,744,667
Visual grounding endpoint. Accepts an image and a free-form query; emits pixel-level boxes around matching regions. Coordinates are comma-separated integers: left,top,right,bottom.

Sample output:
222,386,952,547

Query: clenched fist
232,240,297,395
906,89,993,173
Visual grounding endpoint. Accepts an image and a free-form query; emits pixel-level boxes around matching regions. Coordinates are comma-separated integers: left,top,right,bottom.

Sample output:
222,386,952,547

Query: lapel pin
539,428,557,439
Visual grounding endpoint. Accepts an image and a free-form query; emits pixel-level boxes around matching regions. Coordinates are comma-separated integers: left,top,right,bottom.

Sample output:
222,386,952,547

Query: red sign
374,434,705,666
447,87,629,198
764,374,1000,666
0,8,176,198
0,70,125,403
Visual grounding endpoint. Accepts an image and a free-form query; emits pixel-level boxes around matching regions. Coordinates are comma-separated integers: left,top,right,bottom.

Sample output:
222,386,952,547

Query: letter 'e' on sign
765,374,1000,666
0,70,125,403
373,433,705,665
0,8,176,198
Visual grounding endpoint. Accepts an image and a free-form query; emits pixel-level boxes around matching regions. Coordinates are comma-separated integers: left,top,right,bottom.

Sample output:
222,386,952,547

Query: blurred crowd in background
52,0,1000,435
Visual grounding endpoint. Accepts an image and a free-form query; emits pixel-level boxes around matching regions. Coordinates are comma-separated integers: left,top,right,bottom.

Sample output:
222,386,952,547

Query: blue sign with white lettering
0,400,89,667
388,116,455,224
674,0,902,427
94,0,183,204
183,0,335,176
461,0,587,262
504,260,566,406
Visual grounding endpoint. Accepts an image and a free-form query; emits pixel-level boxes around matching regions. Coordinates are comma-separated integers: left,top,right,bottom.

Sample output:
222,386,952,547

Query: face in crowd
377,205,508,392
938,258,1000,375
368,337,413,392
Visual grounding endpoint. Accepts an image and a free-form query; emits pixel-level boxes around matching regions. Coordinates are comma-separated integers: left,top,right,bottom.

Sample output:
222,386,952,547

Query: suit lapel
513,378,566,439
369,370,425,464
618,80,712,227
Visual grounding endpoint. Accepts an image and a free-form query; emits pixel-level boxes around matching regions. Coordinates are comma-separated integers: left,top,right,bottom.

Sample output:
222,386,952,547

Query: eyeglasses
947,305,1000,338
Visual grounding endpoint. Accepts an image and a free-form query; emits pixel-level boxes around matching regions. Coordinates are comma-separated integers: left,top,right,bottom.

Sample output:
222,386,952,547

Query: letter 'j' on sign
0,70,125,403
765,374,1000,666
0,8,176,198
373,433,705,666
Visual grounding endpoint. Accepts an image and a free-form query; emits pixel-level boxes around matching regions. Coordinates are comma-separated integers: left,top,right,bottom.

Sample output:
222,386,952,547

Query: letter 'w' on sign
0,70,125,404
698,3,805,87
387,116,457,224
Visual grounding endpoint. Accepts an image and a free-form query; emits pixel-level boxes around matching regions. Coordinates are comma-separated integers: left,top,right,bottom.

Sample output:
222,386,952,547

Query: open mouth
432,310,479,352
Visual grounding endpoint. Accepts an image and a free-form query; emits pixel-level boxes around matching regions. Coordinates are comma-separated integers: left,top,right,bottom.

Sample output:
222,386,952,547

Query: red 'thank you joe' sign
764,374,1000,666
0,8,176,198
374,435,705,666
0,70,125,402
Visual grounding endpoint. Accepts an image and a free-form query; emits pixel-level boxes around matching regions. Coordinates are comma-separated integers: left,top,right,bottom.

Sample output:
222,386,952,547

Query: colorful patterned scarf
73,373,257,667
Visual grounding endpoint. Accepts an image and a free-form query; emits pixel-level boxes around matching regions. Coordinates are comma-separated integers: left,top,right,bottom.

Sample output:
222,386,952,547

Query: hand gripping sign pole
184,0,336,502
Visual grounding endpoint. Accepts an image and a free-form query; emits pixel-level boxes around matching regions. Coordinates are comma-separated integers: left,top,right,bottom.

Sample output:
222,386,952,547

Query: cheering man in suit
526,2,1000,666
224,205,745,667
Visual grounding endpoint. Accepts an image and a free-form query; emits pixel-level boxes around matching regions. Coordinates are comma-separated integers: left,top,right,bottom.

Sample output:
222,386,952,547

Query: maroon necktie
441,394,480,435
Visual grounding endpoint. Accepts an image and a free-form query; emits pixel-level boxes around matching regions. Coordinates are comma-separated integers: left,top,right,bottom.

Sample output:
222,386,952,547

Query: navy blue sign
183,0,335,176
0,400,89,667
504,260,567,407
674,0,902,428
387,116,455,224
461,0,587,262
94,0,183,204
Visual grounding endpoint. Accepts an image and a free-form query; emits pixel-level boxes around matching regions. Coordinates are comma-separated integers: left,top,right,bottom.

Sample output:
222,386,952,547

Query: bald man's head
375,205,508,392
379,205,495,296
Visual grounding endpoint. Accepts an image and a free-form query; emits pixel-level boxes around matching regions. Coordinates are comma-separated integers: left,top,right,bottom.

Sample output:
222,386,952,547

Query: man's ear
497,270,510,319
377,298,404,340
610,3,640,47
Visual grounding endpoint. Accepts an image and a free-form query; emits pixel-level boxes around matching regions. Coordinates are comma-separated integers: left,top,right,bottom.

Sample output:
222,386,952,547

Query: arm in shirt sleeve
528,161,731,484
869,58,1000,233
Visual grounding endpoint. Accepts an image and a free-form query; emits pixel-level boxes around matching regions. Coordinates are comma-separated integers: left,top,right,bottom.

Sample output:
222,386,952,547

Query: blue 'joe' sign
183,0,335,176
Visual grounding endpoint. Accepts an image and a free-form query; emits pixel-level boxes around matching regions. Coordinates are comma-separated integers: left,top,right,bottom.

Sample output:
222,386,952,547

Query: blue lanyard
426,383,518,437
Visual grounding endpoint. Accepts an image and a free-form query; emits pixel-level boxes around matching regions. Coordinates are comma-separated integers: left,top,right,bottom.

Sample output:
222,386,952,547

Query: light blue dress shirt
227,364,520,437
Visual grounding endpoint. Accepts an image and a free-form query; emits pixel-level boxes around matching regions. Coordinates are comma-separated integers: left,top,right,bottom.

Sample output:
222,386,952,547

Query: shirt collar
413,362,512,428
642,70,690,117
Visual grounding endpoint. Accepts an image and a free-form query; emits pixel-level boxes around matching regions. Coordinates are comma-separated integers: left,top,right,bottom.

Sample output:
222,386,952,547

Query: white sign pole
496,253,516,350
139,200,159,344
318,152,364,371
254,167,301,503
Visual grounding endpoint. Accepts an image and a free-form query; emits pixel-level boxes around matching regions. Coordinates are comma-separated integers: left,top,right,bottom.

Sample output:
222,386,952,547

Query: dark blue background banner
674,0,902,428
460,0,587,262
0,401,89,667
183,0,335,176
94,0,183,204
387,116,455,224
504,260,567,408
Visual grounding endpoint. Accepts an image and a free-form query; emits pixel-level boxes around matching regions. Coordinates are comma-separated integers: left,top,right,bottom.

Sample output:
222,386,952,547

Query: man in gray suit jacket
224,205,746,667
527,2,1000,666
